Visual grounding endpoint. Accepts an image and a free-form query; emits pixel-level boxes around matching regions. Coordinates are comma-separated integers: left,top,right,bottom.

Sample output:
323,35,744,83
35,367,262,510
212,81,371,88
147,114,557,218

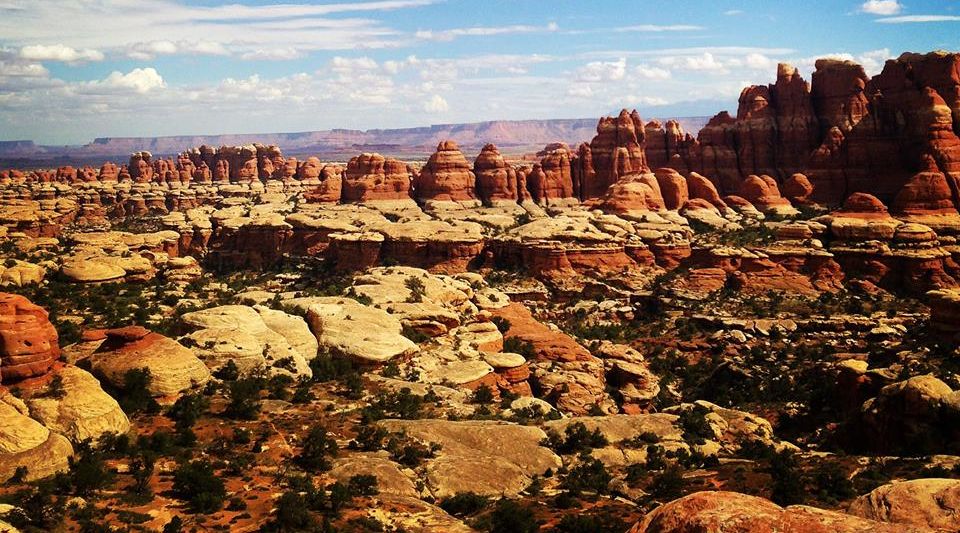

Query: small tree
296,425,338,472
172,460,226,513
118,368,159,415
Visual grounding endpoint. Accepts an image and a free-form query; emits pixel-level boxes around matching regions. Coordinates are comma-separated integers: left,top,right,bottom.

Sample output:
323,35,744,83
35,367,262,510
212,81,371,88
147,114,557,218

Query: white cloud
127,40,229,60
658,52,728,73
744,53,776,70
860,0,903,15
876,15,960,23
576,58,627,82
239,47,302,61
724,10,744,16
19,44,103,63
85,68,166,94
795,48,891,76
614,24,703,32
416,23,558,41
635,64,671,80
616,95,669,107
423,94,448,112
566,85,593,98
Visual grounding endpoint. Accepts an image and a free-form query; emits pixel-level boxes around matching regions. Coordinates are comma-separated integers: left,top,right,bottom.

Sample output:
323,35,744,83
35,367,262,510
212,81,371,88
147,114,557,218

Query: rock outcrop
0,293,59,383
414,141,479,206
86,326,211,398
848,478,960,531
629,491,930,533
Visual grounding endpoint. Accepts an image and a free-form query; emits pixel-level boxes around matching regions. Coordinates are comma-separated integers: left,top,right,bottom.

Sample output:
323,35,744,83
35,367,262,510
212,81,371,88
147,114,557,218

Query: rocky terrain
0,51,958,532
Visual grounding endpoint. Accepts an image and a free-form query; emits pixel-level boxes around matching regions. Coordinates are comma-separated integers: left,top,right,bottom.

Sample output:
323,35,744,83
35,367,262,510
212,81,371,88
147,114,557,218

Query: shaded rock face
342,153,413,202
414,140,478,203
629,491,930,533
578,109,649,200
530,146,575,204
473,144,528,204
854,374,960,455
0,292,59,383
652,52,960,211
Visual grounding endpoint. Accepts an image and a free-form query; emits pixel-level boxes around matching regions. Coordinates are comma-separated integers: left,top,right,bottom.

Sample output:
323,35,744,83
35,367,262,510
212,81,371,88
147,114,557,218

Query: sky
0,0,958,145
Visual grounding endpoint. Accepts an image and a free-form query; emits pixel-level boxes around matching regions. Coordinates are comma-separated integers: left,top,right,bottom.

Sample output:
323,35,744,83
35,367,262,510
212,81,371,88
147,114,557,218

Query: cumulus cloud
635,64,671,80
239,47,303,61
423,94,448,112
84,68,166,94
658,52,728,73
860,0,903,15
576,58,627,82
20,44,103,63
566,85,593,98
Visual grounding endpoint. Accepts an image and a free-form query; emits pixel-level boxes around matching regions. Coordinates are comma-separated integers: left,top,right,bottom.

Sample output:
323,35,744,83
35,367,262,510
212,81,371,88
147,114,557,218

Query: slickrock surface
848,478,960,531
629,491,933,533
86,326,211,398
23,365,130,443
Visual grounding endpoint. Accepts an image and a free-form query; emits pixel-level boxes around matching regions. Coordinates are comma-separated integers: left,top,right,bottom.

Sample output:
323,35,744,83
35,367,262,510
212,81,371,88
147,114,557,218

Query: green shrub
488,499,539,533
544,422,608,454
172,460,226,513
296,425,338,472
561,457,612,494
440,492,490,517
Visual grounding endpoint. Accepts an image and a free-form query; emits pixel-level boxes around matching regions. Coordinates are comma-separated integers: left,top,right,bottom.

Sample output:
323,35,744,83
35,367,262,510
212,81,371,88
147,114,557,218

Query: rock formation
342,153,413,203
0,292,59,382
414,141,478,206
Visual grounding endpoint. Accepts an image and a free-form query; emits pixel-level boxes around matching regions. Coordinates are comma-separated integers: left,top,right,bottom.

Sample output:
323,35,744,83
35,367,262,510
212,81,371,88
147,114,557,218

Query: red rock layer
473,143,529,204
576,109,649,200
342,153,412,202
0,293,59,382
413,140,477,202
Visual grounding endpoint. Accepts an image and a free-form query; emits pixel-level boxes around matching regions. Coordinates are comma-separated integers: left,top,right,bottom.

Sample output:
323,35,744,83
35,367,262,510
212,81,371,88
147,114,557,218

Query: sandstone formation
414,141,479,207
630,491,930,533
86,326,211,398
848,478,960,531
342,153,413,203
0,292,59,382
473,143,529,205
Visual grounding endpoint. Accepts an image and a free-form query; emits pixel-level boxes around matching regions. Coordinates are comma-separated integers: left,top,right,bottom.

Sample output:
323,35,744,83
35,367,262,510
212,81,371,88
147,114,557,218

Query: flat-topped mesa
473,143,529,205
414,140,479,207
578,109,649,200
529,145,576,205
342,153,413,203
0,293,59,383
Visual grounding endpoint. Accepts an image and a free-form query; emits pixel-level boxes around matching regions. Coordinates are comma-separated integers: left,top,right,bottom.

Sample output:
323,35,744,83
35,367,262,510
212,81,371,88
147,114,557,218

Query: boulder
848,478,960,531
629,491,930,533
304,297,418,363
376,419,561,498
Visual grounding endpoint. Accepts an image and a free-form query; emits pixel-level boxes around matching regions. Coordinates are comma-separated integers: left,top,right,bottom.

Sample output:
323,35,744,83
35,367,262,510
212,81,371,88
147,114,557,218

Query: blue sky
0,0,958,144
